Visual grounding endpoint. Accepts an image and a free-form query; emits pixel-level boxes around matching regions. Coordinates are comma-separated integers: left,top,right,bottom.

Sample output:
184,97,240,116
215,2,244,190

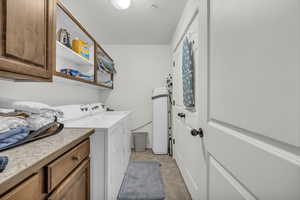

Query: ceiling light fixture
111,0,131,10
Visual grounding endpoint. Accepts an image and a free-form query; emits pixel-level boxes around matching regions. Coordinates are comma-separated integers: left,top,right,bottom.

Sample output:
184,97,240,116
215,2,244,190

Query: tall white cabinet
152,87,169,154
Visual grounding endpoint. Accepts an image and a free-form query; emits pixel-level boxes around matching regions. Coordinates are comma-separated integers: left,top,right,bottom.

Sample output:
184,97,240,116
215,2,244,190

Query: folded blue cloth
0,127,30,149
0,127,29,140
60,68,94,81
0,156,8,172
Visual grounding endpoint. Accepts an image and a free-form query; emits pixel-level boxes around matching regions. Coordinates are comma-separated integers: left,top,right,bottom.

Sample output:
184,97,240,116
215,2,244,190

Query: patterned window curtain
182,37,195,108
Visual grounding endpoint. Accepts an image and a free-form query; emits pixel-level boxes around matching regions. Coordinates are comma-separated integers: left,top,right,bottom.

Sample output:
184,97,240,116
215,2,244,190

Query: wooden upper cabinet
6,0,46,67
0,0,55,81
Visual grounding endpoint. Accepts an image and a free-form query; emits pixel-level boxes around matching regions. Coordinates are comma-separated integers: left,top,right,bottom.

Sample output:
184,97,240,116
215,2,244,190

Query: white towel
0,124,9,134
26,115,54,131
0,97,16,109
0,117,29,130
0,108,15,113
12,101,63,116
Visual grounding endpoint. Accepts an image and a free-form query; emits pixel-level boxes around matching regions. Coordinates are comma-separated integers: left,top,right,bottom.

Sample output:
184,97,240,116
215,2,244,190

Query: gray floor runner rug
118,161,166,200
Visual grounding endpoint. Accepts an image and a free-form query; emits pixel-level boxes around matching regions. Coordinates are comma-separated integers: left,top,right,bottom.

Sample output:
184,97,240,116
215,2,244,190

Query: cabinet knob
191,128,204,138
72,155,81,161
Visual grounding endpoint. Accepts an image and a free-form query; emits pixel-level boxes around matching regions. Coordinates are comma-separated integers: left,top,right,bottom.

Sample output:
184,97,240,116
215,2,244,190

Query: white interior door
172,11,207,200
199,0,300,199
172,47,184,108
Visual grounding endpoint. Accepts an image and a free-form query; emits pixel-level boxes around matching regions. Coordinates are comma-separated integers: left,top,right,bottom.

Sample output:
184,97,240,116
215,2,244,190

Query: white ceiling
60,0,188,44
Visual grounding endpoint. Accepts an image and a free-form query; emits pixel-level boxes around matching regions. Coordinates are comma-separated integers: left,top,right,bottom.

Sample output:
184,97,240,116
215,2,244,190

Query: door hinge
173,61,175,67
173,138,175,144
172,100,175,105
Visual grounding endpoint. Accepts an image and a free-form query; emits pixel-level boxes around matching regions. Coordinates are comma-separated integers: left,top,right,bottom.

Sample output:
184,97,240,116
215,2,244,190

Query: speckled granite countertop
0,128,94,195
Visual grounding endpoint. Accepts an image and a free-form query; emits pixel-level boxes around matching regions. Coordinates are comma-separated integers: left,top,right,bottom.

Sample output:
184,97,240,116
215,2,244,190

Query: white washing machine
152,87,169,154
55,103,132,200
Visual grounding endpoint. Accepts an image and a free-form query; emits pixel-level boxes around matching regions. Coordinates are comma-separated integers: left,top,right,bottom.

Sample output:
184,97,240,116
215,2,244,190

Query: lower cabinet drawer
47,159,90,200
46,139,90,192
0,172,43,200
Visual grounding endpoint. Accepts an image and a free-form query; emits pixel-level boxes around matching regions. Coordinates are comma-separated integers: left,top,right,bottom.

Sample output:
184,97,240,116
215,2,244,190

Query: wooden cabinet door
0,172,44,200
46,140,90,192
0,0,55,81
48,159,90,200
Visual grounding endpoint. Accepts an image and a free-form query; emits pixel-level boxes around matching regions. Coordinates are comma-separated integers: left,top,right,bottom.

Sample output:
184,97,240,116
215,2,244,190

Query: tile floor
131,150,192,200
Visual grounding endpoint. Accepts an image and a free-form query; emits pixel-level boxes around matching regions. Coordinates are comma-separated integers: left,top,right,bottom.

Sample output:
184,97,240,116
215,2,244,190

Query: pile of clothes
0,117,30,149
0,98,64,151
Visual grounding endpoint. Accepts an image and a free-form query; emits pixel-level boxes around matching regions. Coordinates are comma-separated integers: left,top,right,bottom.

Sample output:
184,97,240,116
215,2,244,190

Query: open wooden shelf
94,44,114,89
54,72,113,89
54,72,94,84
56,41,93,68
55,1,114,90
94,82,113,89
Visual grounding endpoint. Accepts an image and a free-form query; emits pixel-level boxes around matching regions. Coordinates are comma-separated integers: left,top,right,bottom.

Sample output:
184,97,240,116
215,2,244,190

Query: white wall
0,0,172,147
0,45,172,148
0,80,106,106
100,45,171,148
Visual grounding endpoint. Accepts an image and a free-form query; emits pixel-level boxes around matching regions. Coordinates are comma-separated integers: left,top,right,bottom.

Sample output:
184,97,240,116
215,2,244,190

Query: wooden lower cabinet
46,140,90,192
48,159,90,200
0,172,45,200
0,139,91,200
